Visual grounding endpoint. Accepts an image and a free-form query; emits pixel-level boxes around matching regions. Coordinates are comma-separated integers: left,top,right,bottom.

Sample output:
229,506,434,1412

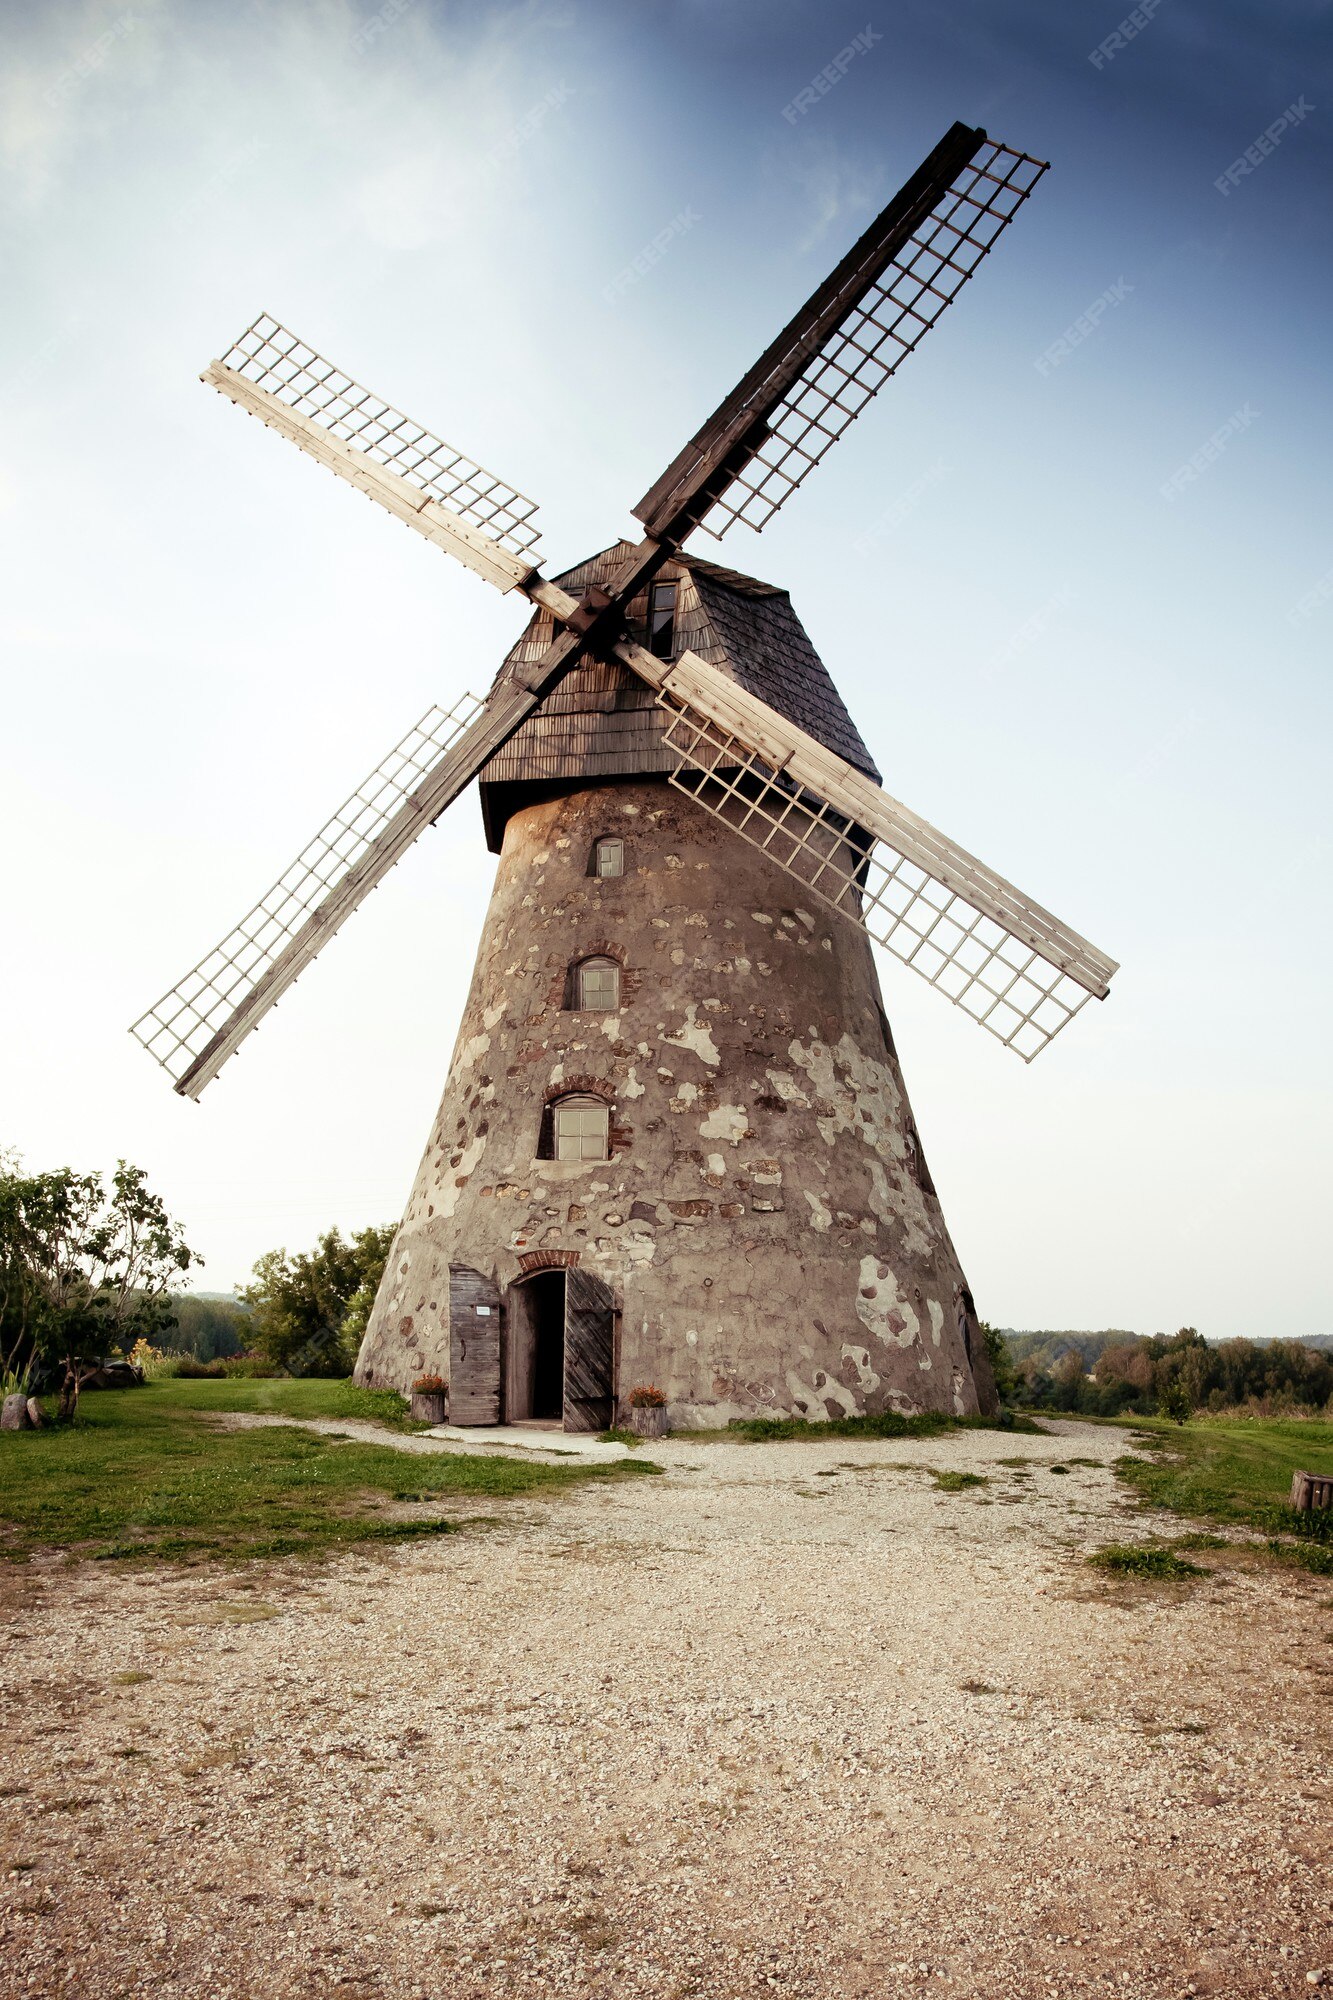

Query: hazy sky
3,0,1329,1335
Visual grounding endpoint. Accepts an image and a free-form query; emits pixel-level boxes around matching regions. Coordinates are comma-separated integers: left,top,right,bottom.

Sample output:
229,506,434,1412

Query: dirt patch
1,1419,1330,1998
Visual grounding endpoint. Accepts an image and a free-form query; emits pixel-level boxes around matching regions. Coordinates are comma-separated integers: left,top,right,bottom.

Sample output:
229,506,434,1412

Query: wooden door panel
448,1265,501,1426
563,1266,615,1433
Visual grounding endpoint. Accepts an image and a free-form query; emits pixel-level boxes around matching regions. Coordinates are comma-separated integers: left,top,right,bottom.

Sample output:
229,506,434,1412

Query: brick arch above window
555,943,639,1011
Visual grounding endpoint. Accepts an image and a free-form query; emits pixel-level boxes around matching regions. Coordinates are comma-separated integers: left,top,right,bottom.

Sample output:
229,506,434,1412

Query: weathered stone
356,780,993,1428
25,1398,42,1429
1,1394,30,1431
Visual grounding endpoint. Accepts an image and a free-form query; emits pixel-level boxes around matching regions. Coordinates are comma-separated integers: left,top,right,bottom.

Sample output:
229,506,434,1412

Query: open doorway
506,1270,566,1425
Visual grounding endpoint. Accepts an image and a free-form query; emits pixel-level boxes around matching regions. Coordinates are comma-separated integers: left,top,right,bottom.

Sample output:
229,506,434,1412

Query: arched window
550,1093,610,1162
592,836,624,879
576,955,620,1011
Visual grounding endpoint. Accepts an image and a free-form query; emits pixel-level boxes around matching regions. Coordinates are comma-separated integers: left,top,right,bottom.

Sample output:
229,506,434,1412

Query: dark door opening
506,1271,565,1424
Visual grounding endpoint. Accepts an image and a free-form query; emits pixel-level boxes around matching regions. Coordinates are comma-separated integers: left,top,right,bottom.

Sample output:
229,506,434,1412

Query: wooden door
448,1265,501,1426
562,1267,615,1433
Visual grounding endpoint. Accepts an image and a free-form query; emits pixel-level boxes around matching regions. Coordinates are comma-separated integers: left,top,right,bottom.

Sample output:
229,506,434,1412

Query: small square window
577,958,620,1011
553,1096,610,1162
594,837,624,878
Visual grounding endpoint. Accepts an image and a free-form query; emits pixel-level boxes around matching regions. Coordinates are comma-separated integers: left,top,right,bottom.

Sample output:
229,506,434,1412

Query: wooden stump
629,1403,668,1439
1290,1470,1333,1512
410,1391,448,1425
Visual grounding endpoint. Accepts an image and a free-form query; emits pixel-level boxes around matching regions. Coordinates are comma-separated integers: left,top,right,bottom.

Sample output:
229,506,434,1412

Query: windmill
133,121,1117,1432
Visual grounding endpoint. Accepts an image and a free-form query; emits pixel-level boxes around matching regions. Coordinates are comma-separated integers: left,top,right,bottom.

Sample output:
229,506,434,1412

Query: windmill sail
209,315,544,563
613,641,1116,1061
132,695,487,1097
633,124,1047,543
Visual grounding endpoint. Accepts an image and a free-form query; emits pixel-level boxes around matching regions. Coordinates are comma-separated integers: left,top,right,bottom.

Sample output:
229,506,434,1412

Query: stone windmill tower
133,123,1118,1431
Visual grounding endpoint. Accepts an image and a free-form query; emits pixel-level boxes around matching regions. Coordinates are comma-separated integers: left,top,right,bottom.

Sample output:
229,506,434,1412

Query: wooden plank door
563,1267,615,1433
448,1265,501,1426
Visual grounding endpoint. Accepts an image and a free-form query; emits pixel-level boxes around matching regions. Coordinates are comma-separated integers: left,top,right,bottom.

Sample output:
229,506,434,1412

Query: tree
980,1321,1017,1404
241,1225,394,1376
0,1159,199,1419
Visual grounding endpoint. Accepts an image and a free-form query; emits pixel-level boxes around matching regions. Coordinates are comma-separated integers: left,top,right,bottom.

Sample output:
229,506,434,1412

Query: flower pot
411,1390,447,1425
629,1403,668,1439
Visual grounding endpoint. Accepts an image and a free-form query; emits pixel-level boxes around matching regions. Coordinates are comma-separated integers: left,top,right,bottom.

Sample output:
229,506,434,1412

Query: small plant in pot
627,1384,668,1438
410,1374,448,1425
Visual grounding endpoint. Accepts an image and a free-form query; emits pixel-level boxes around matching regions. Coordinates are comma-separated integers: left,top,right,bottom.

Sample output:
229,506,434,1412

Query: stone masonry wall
355,781,996,1425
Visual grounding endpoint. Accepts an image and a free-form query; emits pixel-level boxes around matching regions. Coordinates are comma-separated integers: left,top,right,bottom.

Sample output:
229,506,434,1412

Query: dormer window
592,836,624,879
647,580,677,659
576,956,620,1011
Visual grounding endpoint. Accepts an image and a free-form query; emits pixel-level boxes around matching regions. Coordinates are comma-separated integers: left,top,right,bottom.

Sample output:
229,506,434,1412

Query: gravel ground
3,1419,1331,2000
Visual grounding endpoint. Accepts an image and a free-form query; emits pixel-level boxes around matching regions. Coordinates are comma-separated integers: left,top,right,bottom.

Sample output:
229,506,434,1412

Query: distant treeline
993,1325,1333,1417
162,1293,252,1362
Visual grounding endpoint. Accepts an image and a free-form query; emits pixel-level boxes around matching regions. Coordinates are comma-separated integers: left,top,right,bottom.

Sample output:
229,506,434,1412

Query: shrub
1087,1543,1204,1579
628,1385,666,1409
174,1358,227,1380
412,1375,445,1395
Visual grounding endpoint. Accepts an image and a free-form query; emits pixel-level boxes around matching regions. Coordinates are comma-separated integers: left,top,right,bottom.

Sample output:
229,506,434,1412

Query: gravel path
3,1420,1331,1999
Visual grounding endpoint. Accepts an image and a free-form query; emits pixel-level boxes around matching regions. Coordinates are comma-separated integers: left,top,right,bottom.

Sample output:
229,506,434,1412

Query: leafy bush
411,1375,445,1395
627,1385,666,1409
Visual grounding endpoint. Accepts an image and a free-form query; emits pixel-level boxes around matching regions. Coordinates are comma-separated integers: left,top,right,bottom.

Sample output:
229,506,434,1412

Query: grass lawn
0,1377,655,1565
1115,1414,1333,1572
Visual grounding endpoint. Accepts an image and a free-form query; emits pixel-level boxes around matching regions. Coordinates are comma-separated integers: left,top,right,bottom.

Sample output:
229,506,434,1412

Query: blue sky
2,0,1329,1334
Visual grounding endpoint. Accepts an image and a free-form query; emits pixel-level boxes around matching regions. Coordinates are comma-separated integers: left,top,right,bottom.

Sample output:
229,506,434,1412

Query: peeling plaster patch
549,1063,565,1088
766,1069,810,1108
788,1030,934,1257
841,1344,881,1394
786,1367,859,1420
661,1003,720,1067
854,1254,922,1352
804,1189,832,1231
699,1104,749,1146
458,1030,492,1073
706,1153,726,1178
674,1080,698,1106
928,1298,945,1348
622,1066,646,1099
436,1133,487,1219
952,1368,968,1414
794,909,815,931
685,1329,699,1346
600,1014,622,1039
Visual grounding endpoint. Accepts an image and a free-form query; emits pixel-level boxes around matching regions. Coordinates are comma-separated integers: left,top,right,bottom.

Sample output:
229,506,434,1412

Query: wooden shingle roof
478,543,879,839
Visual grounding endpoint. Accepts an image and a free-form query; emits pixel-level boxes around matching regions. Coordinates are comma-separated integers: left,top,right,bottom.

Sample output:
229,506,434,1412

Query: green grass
1087,1544,1205,1580
1116,1415,1333,1574
724,1409,1041,1443
0,1379,655,1565
931,1469,988,1492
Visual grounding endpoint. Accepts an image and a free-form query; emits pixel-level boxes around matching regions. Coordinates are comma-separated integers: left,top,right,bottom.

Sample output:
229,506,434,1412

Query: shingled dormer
477,543,880,851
